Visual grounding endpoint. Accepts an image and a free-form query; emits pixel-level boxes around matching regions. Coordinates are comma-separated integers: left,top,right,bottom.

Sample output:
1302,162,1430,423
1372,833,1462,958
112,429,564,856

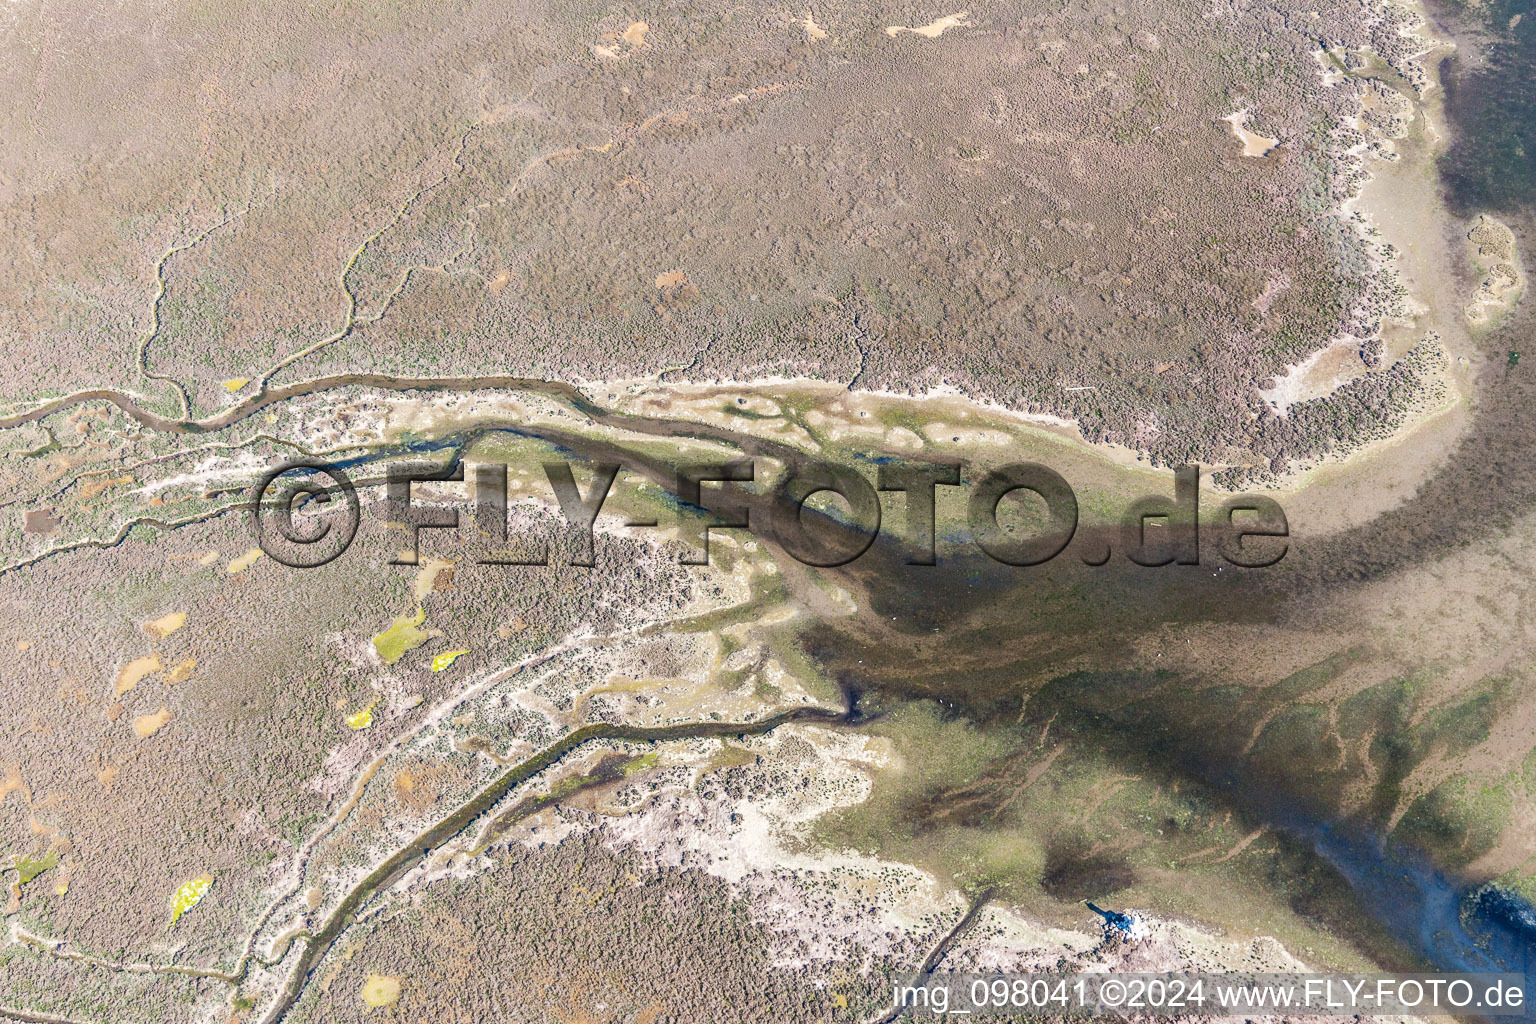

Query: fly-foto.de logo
249,458,1288,571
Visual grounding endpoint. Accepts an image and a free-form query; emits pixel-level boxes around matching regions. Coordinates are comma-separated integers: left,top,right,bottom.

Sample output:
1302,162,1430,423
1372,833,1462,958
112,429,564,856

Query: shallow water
1437,0,1536,220
1426,0,1536,1000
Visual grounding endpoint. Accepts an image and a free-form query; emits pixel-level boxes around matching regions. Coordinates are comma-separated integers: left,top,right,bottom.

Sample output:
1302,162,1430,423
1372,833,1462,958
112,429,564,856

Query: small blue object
1086,901,1136,934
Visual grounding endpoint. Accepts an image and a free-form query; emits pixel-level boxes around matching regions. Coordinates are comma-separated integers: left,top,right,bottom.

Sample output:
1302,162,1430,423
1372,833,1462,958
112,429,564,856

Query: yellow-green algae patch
360,973,401,1008
431,649,469,672
372,607,439,665
346,702,377,730
169,874,212,925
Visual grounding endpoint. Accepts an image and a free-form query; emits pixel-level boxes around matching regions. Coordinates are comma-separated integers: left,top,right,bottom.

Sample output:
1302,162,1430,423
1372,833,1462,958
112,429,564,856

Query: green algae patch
15,850,59,884
547,773,592,799
621,751,662,776
372,607,439,665
699,742,756,779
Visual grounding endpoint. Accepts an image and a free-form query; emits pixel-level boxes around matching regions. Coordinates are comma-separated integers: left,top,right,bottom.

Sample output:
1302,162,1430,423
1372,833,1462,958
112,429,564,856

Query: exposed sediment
1465,214,1526,325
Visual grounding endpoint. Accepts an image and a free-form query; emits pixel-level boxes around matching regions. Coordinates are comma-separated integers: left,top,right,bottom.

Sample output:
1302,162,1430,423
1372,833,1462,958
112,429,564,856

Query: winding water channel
8,366,1536,1019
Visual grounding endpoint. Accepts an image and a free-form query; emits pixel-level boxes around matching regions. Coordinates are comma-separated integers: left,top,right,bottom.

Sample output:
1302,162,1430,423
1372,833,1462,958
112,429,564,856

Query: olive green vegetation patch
1416,680,1508,757
939,827,1050,895
15,850,59,884
1337,674,1419,741
698,742,757,780
809,701,1021,853
1392,774,1516,869
1246,704,1345,805
1262,648,1368,705
621,752,662,776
